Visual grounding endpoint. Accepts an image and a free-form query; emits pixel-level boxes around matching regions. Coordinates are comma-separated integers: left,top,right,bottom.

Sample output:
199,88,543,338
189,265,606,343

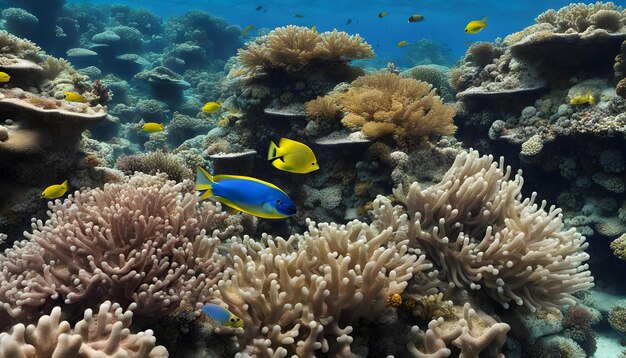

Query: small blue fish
202,303,244,328
195,166,297,219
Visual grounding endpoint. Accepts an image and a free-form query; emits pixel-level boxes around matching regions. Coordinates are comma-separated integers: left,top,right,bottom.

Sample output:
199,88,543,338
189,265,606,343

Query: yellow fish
268,138,319,174
202,101,221,113
465,17,487,34
42,180,69,199
378,12,389,18
64,92,85,102
397,40,409,48
570,90,596,105
241,25,255,37
142,122,164,133
0,71,10,83
311,25,317,33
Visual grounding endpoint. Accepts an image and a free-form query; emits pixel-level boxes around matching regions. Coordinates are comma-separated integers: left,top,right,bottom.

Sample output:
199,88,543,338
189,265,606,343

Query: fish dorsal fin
278,137,299,147
212,174,286,194
62,180,68,187
481,17,487,23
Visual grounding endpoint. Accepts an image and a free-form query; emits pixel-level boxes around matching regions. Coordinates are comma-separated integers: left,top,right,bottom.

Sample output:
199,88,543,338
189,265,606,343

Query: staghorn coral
310,72,457,146
216,218,432,356
0,301,168,357
236,26,373,74
372,150,594,312
0,173,230,329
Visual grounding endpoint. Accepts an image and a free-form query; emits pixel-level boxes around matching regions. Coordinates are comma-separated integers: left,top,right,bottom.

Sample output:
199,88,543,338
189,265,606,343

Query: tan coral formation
236,26,373,74
372,150,594,312
407,303,510,358
0,301,168,358
0,173,231,329
307,72,457,146
216,219,432,357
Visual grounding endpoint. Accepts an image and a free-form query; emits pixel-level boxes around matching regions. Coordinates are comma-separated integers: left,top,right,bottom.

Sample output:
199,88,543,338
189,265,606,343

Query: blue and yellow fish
195,166,296,219
202,303,244,328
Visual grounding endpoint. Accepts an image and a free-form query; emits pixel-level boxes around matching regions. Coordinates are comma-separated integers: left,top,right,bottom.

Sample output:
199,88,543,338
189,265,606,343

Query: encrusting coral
0,301,168,358
306,72,457,146
0,173,231,329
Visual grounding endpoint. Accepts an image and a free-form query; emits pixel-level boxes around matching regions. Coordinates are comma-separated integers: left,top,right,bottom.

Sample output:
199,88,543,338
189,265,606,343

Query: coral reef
0,173,229,328
307,72,457,147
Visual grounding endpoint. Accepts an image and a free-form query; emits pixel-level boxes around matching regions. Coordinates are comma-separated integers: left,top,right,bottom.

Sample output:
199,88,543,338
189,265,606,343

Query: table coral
0,301,168,358
236,26,373,74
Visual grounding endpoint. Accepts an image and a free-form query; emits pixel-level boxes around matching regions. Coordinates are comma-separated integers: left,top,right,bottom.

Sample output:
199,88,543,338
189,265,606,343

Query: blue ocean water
68,0,586,60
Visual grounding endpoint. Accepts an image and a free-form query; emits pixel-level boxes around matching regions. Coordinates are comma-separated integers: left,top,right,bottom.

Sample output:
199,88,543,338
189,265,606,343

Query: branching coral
0,301,168,357
407,303,510,358
0,173,230,329
236,25,373,73
372,150,594,312
308,72,457,146
216,218,432,356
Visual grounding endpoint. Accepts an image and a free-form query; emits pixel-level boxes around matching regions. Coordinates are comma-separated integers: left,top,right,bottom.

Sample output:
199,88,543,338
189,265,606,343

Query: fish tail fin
159,123,164,130
481,17,487,23
268,141,278,160
195,166,215,200
62,180,69,188
589,93,596,105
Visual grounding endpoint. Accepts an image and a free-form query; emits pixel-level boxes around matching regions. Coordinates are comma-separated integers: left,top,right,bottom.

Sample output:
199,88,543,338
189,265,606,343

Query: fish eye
230,318,235,322
276,199,281,204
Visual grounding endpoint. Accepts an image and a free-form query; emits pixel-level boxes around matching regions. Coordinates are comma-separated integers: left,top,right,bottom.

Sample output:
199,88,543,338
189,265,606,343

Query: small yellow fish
64,92,85,102
465,17,487,34
42,180,69,199
408,14,424,23
378,12,389,18
268,138,319,174
202,303,244,328
311,25,317,33
397,40,409,48
0,71,10,83
241,25,255,37
202,101,221,113
570,90,596,105
142,122,164,133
